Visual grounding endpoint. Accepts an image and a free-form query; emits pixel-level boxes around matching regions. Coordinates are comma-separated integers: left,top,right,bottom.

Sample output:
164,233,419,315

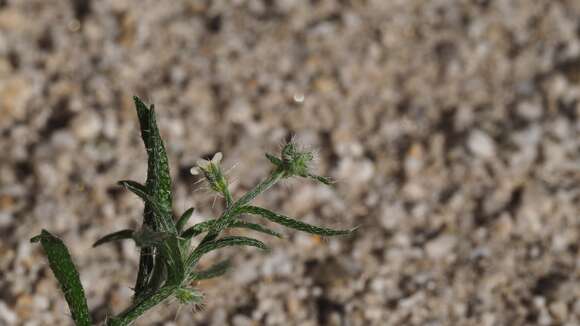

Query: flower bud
190,152,229,194
175,287,204,305
267,142,333,185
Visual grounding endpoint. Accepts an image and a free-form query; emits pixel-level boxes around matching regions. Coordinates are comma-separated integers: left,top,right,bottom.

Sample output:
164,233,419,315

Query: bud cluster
266,142,333,185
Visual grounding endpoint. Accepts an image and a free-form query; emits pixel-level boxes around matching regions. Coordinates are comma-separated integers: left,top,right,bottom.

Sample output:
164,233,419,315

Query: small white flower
190,152,223,175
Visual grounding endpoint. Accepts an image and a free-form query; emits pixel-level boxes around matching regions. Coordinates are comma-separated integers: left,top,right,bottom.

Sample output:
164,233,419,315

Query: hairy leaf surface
189,260,231,282
187,236,268,268
229,221,282,238
31,230,91,326
176,207,195,234
237,206,355,236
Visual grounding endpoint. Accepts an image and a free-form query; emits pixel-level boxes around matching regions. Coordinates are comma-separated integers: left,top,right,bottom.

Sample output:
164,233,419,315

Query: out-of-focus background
1,0,580,325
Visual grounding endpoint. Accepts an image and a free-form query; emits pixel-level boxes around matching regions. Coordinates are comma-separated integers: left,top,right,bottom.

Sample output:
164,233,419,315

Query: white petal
190,167,200,175
212,152,223,164
197,159,210,169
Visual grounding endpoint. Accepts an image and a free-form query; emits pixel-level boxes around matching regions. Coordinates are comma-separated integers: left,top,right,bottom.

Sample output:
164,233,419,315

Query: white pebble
426,235,457,259
468,129,496,159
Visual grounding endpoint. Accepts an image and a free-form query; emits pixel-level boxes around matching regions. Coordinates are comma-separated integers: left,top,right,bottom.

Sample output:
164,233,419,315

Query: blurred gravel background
1,0,580,325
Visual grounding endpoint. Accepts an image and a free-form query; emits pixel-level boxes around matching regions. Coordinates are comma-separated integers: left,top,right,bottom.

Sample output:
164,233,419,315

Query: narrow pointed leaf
145,257,167,299
187,236,268,267
265,153,282,166
229,221,282,238
134,96,173,216
181,220,215,239
133,227,173,247
133,96,174,298
237,206,356,236
307,173,334,185
159,236,185,284
176,207,195,234
93,229,135,247
31,230,91,326
189,260,231,282
118,180,176,234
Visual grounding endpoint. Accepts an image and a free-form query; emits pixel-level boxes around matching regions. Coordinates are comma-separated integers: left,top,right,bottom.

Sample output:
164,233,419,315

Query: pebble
425,235,457,259
15,295,33,320
3,1,580,325
0,76,31,127
0,301,17,324
549,301,568,321
0,212,14,227
517,100,543,121
71,111,102,140
467,129,496,159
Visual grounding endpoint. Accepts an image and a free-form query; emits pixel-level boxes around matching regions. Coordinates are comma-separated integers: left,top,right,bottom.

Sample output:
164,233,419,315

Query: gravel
1,0,580,325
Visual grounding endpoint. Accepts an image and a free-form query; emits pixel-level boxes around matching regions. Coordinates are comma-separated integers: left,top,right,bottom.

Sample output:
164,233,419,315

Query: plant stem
232,168,285,210
186,169,285,271
223,188,233,208
106,285,177,326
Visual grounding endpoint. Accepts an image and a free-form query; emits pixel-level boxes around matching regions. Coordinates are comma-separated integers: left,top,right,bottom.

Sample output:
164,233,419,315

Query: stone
468,130,496,159
71,111,102,140
426,235,457,259
0,301,17,325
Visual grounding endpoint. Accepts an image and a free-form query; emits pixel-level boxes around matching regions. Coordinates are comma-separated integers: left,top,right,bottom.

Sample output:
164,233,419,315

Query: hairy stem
106,285,177,326
187,169,285,270
223,188,233,209
232,168,284,210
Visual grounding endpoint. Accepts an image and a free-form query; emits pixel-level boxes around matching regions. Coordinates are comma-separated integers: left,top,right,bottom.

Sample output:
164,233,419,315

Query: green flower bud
281,142,313,177
267,142,333,185
174,287,204,305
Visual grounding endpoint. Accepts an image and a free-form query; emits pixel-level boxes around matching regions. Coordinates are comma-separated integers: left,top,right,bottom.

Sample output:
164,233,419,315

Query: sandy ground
1,0,580,325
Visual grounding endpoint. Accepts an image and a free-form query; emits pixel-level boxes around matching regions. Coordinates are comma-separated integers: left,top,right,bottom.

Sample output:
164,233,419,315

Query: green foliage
30,230,91,326
93,229,134,247
117,180,176,234
189,260,231,281
176,207,195,234
237,206,356,236
186,236,269,268
174,287,203,305
181,220,214,239
229,220,283,238
106,285,178,326
133,96,173,298
31,96,356,326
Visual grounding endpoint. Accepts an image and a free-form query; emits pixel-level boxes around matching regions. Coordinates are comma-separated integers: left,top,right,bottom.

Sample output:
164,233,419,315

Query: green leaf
229,221,282,238
134,96,173,217
237,206,356,236
176,207,195,234
133,97,174,298
158,236,185,285
31,230,91,326
307,173,334,185
187,236,268,268
181,220,215,239
189,260,231,282
93,229,134,247
265,153,282,166
133,226,172,247
118,180,176,234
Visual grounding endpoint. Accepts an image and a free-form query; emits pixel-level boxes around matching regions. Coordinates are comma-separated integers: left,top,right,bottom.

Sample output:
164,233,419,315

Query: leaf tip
31,229,52,243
